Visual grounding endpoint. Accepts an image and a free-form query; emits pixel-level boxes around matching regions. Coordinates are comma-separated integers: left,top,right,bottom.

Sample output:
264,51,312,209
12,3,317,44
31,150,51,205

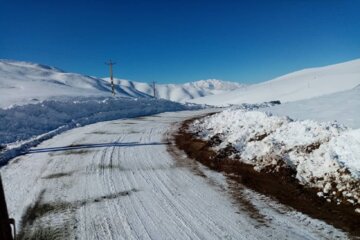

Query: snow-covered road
1,110,348,239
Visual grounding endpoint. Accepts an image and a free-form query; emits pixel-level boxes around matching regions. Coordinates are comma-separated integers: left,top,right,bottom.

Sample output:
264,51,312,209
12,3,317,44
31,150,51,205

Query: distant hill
0,60,152,108
190,59,360,106
0,60,243,108
106,78,244,103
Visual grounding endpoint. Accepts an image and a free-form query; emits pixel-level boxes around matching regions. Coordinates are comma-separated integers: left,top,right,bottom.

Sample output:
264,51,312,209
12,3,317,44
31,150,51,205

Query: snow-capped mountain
106,78,244,103
190,59,360,106
0,60,150,108
183,79,243,91
0,59,243,108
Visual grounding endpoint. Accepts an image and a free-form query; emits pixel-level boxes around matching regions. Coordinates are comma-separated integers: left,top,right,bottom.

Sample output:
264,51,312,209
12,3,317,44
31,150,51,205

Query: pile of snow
266,85,360,129
110,78,244,103
0,97,199,166
190,59,360,106
0,60,154,108
190,109,360,209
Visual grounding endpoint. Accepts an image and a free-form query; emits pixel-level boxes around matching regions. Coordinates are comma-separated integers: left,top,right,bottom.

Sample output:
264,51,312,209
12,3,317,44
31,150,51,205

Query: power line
152,80,156,98
105,60,116,96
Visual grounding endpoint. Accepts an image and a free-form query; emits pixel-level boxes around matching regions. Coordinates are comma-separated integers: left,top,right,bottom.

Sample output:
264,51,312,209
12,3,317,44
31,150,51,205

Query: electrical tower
105,60,116,96
152,80,156,98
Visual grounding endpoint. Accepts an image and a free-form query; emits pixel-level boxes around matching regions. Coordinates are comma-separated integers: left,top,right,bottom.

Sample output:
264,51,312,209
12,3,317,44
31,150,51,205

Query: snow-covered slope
110,78,244,103
0,60,150,108
190,59,360,106
267,85,360,128
0,60,244,108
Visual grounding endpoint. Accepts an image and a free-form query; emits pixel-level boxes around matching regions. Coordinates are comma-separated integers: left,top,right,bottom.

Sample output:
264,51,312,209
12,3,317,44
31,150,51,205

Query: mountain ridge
106,78,245,102
0,59,242,107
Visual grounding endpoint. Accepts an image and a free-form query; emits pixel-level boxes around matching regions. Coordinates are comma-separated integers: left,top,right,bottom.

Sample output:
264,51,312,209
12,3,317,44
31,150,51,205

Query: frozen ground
0,110,347,240
190,109,360,210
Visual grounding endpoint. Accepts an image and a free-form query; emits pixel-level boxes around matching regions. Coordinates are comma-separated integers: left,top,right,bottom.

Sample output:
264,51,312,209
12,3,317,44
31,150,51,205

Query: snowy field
266,85,360,128
190,109,360,212
190,59,360,106
0,110,348,239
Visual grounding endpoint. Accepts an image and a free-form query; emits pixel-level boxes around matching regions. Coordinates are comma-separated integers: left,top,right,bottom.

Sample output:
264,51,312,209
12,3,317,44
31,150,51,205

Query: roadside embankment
175,116,360,237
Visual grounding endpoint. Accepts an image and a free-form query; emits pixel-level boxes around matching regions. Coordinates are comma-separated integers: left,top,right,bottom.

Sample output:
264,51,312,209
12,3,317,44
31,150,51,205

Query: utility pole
105,60,116,96
0,174,15,240
152,80,156,98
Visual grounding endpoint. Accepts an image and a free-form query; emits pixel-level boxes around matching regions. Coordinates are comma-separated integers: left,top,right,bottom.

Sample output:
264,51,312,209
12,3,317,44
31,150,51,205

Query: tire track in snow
0,110,349,240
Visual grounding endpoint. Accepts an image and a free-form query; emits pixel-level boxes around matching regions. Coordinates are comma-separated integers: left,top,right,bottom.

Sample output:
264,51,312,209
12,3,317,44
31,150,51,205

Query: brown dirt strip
175,118,360,238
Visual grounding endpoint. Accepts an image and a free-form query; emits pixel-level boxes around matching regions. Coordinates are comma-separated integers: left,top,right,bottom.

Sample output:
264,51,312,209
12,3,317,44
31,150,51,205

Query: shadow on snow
27,142,169,154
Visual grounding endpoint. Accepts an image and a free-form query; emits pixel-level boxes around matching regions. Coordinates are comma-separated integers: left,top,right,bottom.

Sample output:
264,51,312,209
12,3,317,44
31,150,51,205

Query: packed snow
190,59,360,106
190,108,360,209
108,78,244,103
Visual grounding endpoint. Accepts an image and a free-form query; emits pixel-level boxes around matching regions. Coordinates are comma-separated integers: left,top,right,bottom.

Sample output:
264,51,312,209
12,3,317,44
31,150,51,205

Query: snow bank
0,97,200,166
190,109,360,209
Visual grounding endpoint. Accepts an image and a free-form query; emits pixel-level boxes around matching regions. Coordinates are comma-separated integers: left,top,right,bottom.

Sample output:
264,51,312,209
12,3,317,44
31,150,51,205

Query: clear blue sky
1,0,359,84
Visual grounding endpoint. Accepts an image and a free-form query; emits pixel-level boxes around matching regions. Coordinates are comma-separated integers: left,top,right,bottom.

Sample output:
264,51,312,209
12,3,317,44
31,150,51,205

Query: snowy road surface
1,110,348,239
